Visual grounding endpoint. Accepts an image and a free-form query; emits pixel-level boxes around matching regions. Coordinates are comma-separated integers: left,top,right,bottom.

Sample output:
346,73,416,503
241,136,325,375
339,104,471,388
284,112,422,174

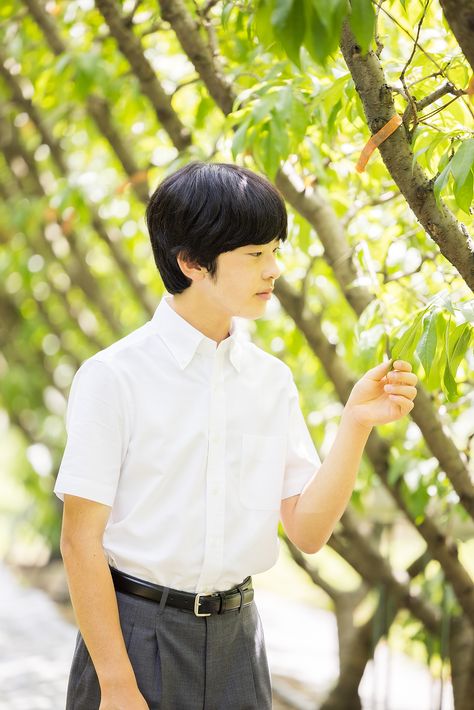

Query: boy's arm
60,494,148,709
281,359,417,554
280,409,372,554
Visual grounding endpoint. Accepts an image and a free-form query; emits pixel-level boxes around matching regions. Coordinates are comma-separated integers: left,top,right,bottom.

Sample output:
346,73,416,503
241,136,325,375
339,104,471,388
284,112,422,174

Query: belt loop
235,582,245,614
218,591,224,614
158,587,169,615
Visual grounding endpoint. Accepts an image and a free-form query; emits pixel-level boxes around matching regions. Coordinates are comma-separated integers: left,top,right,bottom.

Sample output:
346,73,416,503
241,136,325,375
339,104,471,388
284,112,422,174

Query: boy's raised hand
344,359,418,428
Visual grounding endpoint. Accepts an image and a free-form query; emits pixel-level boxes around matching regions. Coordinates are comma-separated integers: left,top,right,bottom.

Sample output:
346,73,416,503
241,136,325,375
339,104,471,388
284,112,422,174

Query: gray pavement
0,563,75,710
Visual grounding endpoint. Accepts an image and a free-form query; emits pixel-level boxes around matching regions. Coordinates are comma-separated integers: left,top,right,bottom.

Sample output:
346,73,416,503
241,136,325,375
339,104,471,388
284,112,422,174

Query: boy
54,161,417,709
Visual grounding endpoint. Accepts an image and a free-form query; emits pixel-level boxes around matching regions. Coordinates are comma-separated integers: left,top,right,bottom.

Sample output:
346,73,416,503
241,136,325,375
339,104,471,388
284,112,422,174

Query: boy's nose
266,263,282,280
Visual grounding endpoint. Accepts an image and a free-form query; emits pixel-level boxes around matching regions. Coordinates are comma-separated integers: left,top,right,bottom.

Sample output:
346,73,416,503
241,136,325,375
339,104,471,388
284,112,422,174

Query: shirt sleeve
53,358,127,506
281,372,321,500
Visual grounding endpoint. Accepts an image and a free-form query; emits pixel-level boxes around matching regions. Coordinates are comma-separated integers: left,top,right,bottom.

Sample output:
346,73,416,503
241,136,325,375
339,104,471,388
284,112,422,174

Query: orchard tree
0,1,473,707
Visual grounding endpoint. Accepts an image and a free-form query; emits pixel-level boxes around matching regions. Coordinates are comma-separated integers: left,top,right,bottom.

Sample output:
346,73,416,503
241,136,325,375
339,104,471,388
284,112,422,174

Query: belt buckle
194,592,211,617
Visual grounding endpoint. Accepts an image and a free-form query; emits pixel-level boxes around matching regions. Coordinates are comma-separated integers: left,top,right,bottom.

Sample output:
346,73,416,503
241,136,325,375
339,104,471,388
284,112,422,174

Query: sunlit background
1,0,474,708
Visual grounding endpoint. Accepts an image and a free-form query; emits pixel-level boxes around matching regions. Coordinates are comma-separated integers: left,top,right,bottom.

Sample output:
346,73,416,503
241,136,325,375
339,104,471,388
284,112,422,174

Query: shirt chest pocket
239,434,287,511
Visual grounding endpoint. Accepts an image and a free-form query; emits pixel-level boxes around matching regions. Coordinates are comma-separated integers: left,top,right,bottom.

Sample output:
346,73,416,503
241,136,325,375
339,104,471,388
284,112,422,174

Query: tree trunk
439,0,474,73
450,616,474,710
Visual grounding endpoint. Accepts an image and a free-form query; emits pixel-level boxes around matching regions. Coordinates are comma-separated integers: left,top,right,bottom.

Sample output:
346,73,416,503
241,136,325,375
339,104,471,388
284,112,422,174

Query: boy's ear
176,250,207,280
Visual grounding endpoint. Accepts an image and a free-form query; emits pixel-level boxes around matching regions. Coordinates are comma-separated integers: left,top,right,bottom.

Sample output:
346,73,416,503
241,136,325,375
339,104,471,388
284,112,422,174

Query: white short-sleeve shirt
54,295,321,593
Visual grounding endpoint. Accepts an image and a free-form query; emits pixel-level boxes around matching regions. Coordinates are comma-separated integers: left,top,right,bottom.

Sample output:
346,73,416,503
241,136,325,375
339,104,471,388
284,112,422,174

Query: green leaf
443,361,457,402
312,0,347,32
425,314,448,390
388,453,412,486
275,84,293,114
412,142,430,172
289,96,309,143
408,484,430,520
231,116,252,158
442,322,473,401
348,0,376,54
269,110,290,157
272,0,305,67
426,288,455,315
425,133,451,173
450,138,474,187
251,93,279,123
222,3,234,29
412,131,447,173
303,0,344,66
327,98,343,137
416,308,439,378
195,95,214,130
451,324,473,373
254,124,280,178
271,0,294,27
433,139,474,209
454,168,473,214
255,0,275,47
390,309,426,362
305,137,327,180
433,161,451,207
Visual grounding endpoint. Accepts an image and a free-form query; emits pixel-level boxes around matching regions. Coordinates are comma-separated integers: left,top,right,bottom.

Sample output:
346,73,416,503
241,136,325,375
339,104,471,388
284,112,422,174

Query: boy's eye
249,248,281,257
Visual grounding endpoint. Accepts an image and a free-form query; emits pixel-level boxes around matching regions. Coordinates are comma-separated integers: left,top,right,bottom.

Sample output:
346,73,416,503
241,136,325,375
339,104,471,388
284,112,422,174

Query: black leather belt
109,566,254,616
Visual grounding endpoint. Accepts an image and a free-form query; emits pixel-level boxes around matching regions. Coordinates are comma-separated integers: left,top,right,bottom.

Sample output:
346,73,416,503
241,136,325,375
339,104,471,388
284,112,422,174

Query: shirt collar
149,294,244,372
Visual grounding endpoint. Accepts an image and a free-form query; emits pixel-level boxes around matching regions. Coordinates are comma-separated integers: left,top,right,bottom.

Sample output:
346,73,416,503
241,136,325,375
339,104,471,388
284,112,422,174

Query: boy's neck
167,293,231,346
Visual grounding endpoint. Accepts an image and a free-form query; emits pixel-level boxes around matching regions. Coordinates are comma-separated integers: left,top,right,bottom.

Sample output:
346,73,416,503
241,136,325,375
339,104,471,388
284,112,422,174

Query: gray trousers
65,588,272,709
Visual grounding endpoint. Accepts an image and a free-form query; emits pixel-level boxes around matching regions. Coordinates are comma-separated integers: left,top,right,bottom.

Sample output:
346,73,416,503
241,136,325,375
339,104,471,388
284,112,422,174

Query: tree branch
339,19,474,293
0,50,156,317
94,0,191,150
158,0,234,114
439,0,474,74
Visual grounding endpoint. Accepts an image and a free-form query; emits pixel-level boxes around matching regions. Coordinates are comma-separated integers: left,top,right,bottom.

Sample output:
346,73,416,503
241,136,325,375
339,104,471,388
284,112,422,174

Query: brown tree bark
449,616,474,710
439,0,474,74
94,0,192,151
339,20,474,294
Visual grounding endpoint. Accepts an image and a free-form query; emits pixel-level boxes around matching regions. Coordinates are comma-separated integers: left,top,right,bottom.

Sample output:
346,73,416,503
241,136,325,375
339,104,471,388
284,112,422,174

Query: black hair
145,161,288,294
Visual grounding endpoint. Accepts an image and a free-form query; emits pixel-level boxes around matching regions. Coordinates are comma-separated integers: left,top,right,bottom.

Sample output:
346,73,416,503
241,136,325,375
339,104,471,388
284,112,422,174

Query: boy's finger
365,359,393,380
393,360,412,371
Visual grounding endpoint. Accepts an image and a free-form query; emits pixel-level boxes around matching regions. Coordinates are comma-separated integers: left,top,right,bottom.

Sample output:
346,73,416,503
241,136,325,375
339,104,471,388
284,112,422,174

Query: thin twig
373,0,386,57
399,0,431,137
123,0,143,27
199,0,222,16
372,0,474,120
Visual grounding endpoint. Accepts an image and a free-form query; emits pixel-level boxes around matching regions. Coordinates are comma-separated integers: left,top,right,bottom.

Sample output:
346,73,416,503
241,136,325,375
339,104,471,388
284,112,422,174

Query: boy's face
203,238,283,319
